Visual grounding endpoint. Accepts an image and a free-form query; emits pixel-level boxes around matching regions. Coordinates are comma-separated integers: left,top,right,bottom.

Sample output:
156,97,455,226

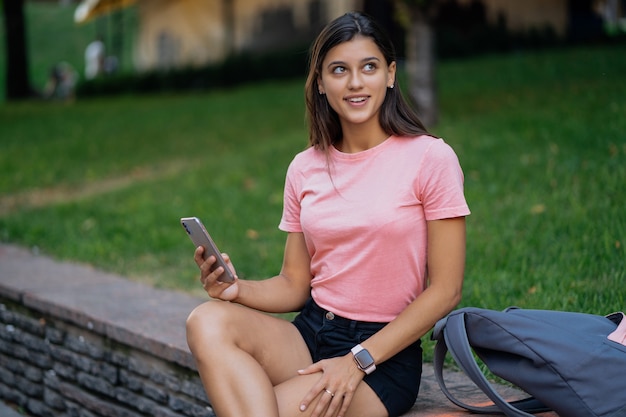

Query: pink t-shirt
279,135,470,322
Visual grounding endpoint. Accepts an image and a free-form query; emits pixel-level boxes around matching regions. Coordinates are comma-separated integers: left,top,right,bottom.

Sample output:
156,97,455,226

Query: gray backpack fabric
432,307,626,417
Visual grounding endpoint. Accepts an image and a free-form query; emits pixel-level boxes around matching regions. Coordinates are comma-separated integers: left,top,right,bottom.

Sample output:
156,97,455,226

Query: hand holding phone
181,217,236,283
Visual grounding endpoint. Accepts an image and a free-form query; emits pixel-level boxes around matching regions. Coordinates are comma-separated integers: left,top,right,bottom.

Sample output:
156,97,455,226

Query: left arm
362,216,466,362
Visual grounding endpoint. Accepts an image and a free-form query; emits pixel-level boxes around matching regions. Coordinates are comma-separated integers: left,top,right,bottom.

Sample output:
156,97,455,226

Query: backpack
432,306,626,417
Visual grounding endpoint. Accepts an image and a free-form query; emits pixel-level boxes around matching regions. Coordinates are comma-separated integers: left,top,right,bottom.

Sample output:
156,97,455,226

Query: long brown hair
305,12,429,153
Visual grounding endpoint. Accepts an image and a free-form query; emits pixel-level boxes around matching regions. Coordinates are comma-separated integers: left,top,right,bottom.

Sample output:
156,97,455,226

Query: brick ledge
0,244,203,370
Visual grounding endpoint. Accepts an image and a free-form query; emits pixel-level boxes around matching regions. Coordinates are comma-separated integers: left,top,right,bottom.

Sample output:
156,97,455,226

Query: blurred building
131,0,328,72
75,0,351,72
460,0,569,36
73,0,621,72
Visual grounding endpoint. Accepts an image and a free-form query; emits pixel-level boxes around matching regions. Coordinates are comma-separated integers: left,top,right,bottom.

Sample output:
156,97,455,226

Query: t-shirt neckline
330,136,395,161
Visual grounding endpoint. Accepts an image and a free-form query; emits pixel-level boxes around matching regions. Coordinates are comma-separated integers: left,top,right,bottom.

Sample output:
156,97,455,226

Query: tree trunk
223,0,235,56
405,7,438,128
3,0,32,100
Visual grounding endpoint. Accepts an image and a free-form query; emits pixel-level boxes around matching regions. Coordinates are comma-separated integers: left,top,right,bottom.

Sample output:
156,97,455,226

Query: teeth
348,97,366,103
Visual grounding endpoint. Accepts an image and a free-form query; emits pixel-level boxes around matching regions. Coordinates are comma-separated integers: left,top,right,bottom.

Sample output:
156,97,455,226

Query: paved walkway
0,244,557,416
407,365,557,416
0,402,22,417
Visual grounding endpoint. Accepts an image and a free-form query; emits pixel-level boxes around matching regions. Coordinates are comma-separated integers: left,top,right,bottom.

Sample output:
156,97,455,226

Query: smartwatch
351,344,376,375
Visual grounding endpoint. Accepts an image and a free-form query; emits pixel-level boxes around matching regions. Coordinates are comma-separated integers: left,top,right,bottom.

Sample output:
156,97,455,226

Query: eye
332,66,346,74
363,63,377,72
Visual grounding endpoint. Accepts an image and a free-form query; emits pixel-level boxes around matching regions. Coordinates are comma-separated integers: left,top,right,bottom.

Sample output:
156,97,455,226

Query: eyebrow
326,56,381,68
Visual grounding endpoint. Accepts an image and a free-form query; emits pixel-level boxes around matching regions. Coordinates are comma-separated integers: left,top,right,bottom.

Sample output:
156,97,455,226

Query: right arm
195,232,312,313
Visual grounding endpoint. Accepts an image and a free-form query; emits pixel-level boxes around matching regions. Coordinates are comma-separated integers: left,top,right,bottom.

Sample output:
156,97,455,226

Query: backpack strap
432,312,550,416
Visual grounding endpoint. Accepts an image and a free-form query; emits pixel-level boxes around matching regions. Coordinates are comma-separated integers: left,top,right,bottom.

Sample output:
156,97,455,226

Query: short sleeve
278,159,303,232
418,140,470,221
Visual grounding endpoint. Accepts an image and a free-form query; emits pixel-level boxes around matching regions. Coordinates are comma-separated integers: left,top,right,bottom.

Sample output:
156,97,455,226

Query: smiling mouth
346,97,368,103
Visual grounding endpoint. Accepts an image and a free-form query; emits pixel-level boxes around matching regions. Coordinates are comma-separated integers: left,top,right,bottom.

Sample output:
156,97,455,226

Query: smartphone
180,217,235,283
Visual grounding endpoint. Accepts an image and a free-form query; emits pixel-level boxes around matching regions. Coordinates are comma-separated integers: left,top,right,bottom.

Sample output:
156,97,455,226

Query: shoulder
390,135,459,160
389,136,464,184
291,146,320,162
284,146,326,183
424,137,461,162
288,146,325,170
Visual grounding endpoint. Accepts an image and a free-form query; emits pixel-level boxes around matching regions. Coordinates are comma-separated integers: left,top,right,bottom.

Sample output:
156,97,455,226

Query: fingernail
300,404,306,411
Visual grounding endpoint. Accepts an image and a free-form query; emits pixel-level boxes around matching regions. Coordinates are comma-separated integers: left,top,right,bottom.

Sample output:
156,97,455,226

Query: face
317,36,396,132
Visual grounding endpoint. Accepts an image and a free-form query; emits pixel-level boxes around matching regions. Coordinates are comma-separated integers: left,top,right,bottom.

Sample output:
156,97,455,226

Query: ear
387,61,397,89
317,79,325,95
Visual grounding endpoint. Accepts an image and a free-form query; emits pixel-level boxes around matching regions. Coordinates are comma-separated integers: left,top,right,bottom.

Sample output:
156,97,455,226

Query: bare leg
275,374,388,417
186,300,312,417
187,300,388,417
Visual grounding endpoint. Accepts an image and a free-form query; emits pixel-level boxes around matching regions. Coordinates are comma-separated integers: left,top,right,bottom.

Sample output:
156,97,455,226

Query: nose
347,71,364,90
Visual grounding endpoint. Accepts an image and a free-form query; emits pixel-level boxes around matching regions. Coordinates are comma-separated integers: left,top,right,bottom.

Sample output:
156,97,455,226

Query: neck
338,123,389,153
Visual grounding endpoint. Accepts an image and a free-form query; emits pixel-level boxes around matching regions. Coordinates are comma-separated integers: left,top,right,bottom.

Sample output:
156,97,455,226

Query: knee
186,303,203,342
186,301,232,348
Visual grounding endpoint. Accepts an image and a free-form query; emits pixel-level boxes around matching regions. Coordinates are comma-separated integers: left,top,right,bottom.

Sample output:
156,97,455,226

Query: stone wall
0,244,213,417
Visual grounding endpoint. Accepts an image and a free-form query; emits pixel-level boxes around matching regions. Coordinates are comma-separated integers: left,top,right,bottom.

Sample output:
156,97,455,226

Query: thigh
187,300,313,384
275,373,388,417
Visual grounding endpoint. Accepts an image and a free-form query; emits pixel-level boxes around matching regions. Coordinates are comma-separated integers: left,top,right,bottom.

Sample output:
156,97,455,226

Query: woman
186,11,470,417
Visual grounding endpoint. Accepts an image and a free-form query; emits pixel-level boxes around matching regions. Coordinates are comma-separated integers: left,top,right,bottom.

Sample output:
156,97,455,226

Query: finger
336,390,353,417
221,253,238,277
198,257,211,280
297,362,322,376
321,389,343,417
194,246,205,266
311,388,340,417
201,266,222,287
310,389,333,417
297,371,324,413
202,262,224,286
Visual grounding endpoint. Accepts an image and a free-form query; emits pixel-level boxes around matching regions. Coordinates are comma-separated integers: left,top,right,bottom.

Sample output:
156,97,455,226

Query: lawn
0,81,306,296
1,35,624,331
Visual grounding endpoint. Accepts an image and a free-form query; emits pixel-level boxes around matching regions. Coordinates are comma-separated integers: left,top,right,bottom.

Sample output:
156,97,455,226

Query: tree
393,0,439,128
2,0,33,100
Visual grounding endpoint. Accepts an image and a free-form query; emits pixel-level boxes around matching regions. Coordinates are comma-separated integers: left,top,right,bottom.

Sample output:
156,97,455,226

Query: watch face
354,349,375,369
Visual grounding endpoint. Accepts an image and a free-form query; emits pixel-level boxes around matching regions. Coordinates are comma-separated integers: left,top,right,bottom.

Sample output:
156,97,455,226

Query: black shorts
292,298,422,417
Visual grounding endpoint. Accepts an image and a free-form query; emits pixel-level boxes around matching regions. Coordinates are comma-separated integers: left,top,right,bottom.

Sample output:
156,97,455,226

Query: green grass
0,81,307,295
1,42,625,361
434,47,626,313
